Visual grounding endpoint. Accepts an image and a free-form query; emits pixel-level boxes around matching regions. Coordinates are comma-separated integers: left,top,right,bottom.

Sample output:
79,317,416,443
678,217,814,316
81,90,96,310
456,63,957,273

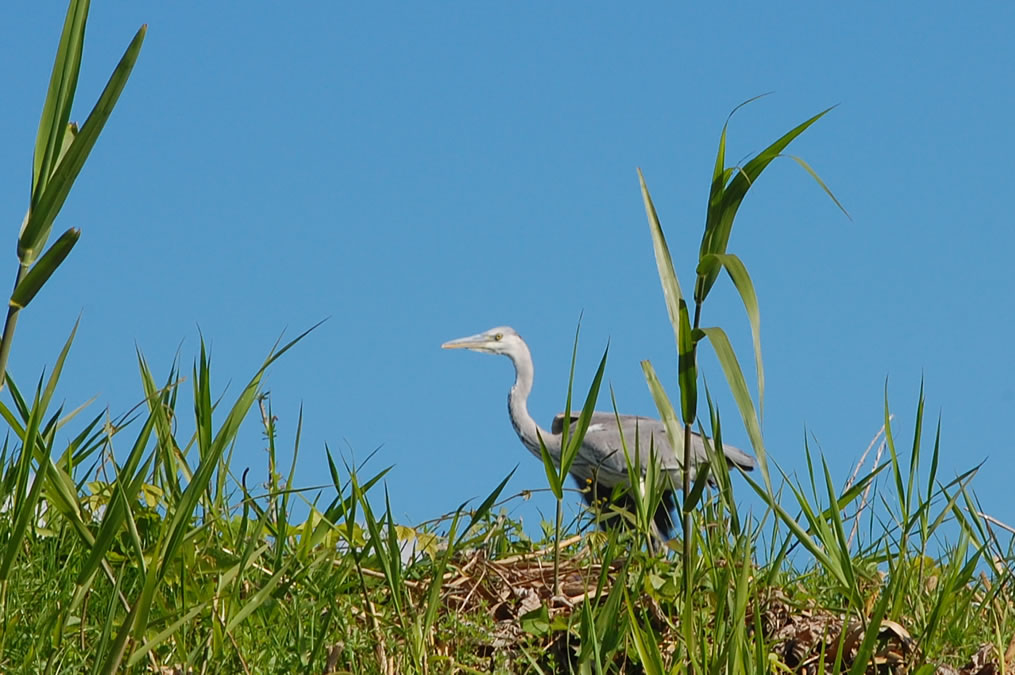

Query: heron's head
441,326,524,357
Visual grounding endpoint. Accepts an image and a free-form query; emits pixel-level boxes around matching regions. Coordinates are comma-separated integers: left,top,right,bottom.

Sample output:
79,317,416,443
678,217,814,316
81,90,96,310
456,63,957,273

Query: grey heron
442,325,755,538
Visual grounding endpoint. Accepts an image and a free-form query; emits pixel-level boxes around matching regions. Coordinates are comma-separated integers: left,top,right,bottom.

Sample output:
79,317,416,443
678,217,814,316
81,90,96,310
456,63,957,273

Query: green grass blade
786,154,850,218
455,467,516,547
846,585,892,675
127,602,210,668
224,556,299,633
699,95,771,266
156,325,316,583
9,228,80,309
0,419,53,581
624,591,664,675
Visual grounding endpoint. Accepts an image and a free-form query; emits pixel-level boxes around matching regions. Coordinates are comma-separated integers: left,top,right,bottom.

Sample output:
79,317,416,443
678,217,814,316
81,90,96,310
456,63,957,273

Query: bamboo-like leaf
537,431,563,499
697,326,769,490
685,459,711,512
699,94,771,262
32,0,88,206
640,361,683,481
20,25,147,264
699,253,764,419
787,154,850,219
560,345,609,478
695,107,834,302
677,299,696,425
10,228,80,309
638,169,686,354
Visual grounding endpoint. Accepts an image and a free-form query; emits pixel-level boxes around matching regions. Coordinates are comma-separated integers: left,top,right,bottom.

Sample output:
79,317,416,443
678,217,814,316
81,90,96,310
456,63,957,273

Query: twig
977,511,1015,536
495,534,583,565
847,417,892,550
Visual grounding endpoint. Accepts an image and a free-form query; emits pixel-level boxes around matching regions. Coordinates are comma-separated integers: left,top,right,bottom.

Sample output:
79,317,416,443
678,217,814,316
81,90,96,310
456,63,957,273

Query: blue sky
1,4,1013,536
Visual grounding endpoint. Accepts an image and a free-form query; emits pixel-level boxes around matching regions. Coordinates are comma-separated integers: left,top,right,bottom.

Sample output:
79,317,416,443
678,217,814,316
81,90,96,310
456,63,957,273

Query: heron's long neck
506,344,557,462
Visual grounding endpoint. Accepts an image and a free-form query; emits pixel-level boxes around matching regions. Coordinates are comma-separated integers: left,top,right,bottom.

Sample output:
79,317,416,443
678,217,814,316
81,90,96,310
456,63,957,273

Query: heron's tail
721,443,756,471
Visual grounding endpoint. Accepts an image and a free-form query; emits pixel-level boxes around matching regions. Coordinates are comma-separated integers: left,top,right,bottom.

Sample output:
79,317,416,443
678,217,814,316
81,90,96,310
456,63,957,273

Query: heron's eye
494,333,503,341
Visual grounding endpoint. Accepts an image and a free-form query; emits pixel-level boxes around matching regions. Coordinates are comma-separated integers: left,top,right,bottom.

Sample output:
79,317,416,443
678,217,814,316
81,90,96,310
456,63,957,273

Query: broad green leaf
637,169,686,354
787,154,850,218
10,228,80,309
700,94,771,262
640,361,685,483
698,253,764,418
560,344,609,478
697,326,770,491
32,0,88,205
677,298,696,425
695,107,834,303
537,431,563,498
21,25,147,264
519,604,551,636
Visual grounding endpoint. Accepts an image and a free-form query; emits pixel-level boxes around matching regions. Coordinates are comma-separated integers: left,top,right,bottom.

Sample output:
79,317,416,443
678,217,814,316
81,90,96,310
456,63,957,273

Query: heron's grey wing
553,411,755,483
551,412,676,485
551,411,614,434
551,411,655,435
614,416,756,472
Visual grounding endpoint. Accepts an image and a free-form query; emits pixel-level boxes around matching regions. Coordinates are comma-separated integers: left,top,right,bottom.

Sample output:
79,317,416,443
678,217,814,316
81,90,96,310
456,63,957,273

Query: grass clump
1,333,1010,673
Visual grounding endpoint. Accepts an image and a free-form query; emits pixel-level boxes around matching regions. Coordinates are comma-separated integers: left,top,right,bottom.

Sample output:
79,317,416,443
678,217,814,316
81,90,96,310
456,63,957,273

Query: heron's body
443,326,755,538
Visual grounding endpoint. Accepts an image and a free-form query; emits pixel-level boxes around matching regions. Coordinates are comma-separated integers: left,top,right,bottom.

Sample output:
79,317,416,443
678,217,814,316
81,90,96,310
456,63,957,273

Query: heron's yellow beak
441,333,491,350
